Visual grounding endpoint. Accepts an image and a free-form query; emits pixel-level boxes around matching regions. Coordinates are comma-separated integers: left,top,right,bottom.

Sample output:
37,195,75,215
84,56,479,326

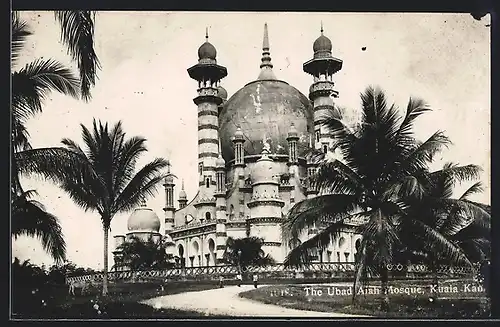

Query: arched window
206,177,210,188
323,144,328,154
205,212,211,220
315,131,320,143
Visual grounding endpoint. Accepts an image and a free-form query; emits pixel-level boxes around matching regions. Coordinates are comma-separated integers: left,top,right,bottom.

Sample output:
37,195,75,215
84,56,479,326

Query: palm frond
12,59,80,120
282,194,359,243
396,97,430,140
411,219,472,267
459,182,484,200
12,117,32,152
54,11,101,101
11,12,32,67
284,212,362,267
11,192,66,263
113,158,169,214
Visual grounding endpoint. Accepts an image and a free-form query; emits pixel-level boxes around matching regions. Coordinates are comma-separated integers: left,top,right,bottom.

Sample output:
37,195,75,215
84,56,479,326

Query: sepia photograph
10,11,491,319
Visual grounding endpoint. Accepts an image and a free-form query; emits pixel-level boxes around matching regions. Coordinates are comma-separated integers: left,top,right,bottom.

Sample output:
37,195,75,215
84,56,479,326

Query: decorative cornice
216,245,226,250
262,241,282,247
216,206,227,211
198,124,219,131
163,206,176,212
247,217,285,224
247,198,285,209
216,232,227,237
170,222,217,238
193,95,223,106
194,197,216,207
225,221,247,229
216,219,227,224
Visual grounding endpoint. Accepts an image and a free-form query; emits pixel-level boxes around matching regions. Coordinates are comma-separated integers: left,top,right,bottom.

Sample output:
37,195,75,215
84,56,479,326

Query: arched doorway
208,239,216,266
192,241,200,267
178,244,185,268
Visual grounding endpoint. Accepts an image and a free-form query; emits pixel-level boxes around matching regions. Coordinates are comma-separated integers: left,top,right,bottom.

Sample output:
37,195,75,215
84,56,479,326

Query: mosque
112,23,364,270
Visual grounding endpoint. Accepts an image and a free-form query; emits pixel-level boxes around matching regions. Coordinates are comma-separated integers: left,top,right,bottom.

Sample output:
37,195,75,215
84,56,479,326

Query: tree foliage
223,237,275,268
115,236,175,271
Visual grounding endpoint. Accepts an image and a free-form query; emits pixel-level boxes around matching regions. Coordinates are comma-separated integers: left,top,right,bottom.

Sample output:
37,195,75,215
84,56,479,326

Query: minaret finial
258,22,276,80
320,21,324,34
218,138,222,157
205,26,209,41
140,196,147,207
181,179,185,190
263,22,269,50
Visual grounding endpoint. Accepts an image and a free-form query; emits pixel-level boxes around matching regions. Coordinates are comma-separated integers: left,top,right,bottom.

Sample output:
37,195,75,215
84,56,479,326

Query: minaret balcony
197,86,219,97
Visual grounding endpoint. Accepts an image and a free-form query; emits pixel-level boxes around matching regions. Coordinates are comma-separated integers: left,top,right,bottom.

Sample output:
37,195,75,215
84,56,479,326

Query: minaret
214,140,227,264
231,126,246,187
178,179,188,209
163,162,175,254
287,123,300,202
188,28,228,195
247,142,285,261
303,23,343,153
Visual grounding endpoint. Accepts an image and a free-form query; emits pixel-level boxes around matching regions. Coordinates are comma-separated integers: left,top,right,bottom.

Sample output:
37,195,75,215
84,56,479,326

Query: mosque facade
112,24,364,270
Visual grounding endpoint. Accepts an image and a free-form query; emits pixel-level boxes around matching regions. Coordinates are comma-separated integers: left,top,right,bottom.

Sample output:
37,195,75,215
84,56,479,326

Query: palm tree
223,237,275,271
397,164,490,290
116,236,175,271
11,13,89,263
282,86,473,310
51,119,169,295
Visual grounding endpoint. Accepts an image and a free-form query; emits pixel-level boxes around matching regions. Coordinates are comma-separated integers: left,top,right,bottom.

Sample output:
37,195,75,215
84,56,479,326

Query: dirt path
142,284,368,317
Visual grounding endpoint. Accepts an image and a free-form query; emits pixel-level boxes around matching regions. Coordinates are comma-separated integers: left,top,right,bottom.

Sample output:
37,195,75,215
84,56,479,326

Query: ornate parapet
170,221,216,238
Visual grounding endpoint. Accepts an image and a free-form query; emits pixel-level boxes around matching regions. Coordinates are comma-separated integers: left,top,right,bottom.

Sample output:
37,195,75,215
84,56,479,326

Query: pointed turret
258,23,277,80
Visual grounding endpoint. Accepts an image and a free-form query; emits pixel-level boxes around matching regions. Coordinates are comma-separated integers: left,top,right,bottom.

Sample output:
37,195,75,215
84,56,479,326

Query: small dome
179,189,187,200
251,147,276,184
233,126,244,141
313,34,332,53
217,86,228,100
198,41,217,60
287,123,299,138
127,207,160,232
216,154,226,167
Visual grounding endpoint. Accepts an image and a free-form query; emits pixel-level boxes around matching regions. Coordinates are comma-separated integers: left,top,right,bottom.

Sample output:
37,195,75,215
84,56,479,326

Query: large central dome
219,23,314,162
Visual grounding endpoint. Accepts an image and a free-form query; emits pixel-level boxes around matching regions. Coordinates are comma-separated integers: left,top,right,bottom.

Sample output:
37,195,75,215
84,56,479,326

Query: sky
12,11,491,270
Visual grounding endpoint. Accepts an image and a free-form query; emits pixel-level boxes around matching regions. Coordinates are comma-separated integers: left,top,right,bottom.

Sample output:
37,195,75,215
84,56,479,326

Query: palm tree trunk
380,265,390,311
102,225,109,296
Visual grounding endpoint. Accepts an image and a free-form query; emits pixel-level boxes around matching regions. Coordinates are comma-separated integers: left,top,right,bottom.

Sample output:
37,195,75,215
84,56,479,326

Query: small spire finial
263,22,269,50
258,23,276,80
181,179,185,190
205,26,209,41
140,197,147,207
320,21,324,34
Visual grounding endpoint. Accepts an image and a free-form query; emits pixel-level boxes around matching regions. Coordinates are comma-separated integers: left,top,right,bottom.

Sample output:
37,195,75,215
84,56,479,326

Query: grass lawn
239,279,491,318
11,280,225,319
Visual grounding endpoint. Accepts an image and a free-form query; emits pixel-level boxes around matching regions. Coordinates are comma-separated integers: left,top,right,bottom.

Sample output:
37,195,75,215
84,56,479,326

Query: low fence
65,263,477,285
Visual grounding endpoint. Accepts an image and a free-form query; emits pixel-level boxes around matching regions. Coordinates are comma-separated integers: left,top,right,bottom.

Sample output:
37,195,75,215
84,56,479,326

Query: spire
205,26,209,41
258,23,277,80
140,196,147,207
181,179,185,191
320,21,324,34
